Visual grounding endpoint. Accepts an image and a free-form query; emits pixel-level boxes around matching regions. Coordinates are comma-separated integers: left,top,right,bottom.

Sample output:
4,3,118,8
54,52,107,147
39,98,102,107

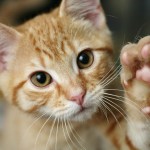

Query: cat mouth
77,107,87,114
74,106,93,116
69,105,96,121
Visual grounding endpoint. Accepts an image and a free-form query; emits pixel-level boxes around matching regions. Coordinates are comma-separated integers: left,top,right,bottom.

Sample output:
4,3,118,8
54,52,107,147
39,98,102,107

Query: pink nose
70,91,86,106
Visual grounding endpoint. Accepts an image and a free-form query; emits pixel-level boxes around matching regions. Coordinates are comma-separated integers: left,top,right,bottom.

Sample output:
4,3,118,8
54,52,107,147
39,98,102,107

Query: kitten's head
0,0,113,121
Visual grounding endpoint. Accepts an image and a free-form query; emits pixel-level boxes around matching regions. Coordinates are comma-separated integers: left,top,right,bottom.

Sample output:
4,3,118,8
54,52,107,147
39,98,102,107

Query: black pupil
78,52,90,64
36,72,47,84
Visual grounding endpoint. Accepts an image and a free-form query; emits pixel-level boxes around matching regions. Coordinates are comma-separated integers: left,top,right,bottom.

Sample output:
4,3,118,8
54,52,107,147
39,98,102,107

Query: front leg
120,36,150,150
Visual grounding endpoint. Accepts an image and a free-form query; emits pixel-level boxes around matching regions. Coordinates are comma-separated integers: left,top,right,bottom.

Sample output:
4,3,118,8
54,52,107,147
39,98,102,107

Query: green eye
30,71,52,87
77,49,94,69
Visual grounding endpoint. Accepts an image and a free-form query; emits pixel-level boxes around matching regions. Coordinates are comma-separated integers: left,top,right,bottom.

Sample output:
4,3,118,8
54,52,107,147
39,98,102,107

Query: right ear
0,23,21,72
59,0,106,29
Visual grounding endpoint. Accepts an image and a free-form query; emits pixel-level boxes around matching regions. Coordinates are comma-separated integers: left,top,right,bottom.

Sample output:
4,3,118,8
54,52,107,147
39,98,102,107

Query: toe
136,65,150,84
141,44,150,60
121,51,129,66
142,106,150,115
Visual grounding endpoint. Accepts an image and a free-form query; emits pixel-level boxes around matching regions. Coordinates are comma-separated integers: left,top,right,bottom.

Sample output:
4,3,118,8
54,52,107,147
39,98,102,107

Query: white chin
69,107,97,122
39,105,97,122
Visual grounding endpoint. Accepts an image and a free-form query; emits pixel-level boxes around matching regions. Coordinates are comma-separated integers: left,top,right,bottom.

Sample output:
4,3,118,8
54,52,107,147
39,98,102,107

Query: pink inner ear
0,23,21,72
84,6,101,28
60,0,105,29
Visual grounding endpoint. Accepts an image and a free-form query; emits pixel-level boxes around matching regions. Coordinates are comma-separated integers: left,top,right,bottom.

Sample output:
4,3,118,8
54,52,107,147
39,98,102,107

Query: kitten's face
0,0,113,121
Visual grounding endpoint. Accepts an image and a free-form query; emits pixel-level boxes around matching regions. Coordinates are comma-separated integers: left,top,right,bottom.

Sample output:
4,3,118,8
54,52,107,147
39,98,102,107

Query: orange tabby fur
0,0,150,150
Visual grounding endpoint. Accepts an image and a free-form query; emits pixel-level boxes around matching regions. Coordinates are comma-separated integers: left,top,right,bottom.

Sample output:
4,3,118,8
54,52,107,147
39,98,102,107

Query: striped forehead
27,21,79,61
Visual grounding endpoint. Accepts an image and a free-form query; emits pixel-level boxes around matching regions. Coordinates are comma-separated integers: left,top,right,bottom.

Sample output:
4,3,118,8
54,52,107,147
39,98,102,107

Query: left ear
0,23,21,72
59,0,106,29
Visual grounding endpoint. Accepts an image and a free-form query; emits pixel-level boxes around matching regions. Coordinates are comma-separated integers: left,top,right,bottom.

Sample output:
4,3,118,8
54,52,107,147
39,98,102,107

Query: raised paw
120,36,150,115
121,36,150,86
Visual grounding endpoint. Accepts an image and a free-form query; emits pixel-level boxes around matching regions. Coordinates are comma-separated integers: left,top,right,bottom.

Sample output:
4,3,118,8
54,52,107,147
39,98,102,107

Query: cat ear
0,23,21,72
59,0,106,29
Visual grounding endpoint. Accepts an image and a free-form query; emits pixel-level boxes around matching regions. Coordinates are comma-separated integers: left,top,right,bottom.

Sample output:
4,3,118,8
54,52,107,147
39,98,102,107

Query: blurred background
0,0,149,47
0,0,149,129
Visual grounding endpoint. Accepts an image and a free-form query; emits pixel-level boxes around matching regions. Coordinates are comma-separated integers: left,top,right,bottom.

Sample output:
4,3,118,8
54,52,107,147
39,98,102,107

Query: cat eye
30,71,52,87
77,49,94,69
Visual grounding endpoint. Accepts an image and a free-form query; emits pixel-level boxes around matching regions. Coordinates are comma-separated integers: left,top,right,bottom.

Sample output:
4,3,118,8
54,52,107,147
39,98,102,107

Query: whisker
45,117,57,150
99,58,120,85
100,64,121,86
64,118,78,149
103,97,140,136
104,88,141,99
103,93,148,121
103,97,147,144
103,97,127,120
133,23,147,43
67,120,86,150
23,112,48,139
97,102,109,124
34,113,53,150
103,92,141,109
100,100,122,129
62,119,72,150
104,97,146,123
88,85,103,101
106,14,118,19
55,118,59,150
89,67,121,102
104,88,124,92
102,66,122,88
103,98,136,129
103,108,109,123
69,121,86,144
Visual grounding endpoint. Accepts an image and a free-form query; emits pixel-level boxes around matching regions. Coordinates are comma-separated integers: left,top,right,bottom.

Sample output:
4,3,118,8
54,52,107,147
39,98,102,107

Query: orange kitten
0,0,150,150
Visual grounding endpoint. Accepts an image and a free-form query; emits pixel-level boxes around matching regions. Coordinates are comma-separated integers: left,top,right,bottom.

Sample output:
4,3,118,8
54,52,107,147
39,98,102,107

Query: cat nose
70,90,86,106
